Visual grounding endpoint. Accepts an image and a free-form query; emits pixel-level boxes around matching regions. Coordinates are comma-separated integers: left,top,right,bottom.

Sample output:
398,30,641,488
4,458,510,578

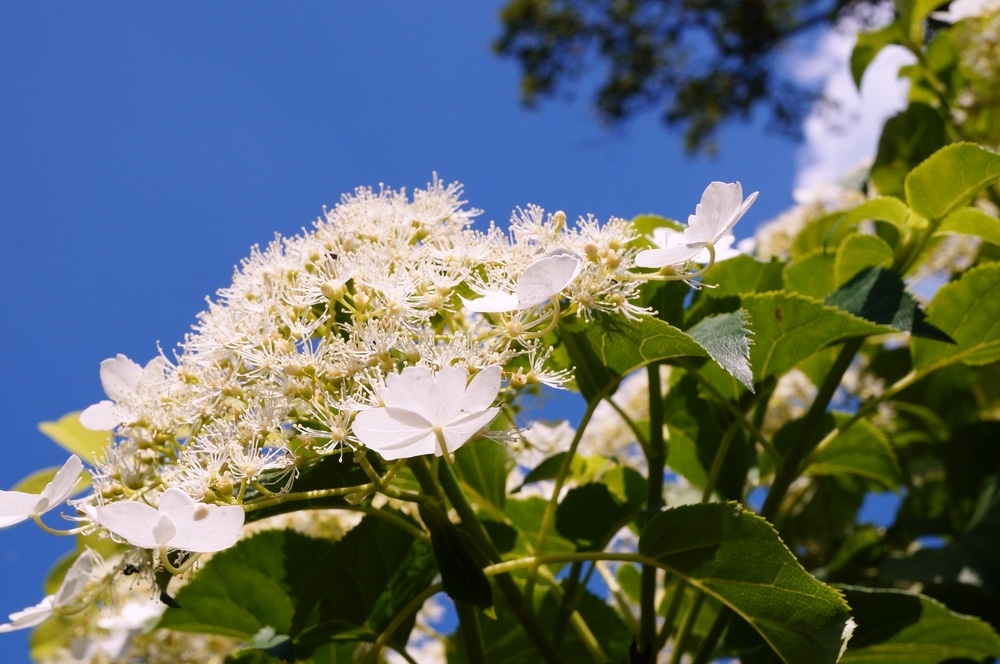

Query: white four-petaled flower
0,455,83,529
636,182,758,269
462,250,583,313
92,488,244,553
352,365,502,459
0,549,97,632
80,354,168,431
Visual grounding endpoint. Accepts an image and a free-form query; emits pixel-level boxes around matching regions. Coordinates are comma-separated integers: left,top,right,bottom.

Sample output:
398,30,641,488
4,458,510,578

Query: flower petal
98,354,144,403
0,492,41,529
685,182,758,244
353,406,436,458
460,290,520,313
159,488,244,553
516,250,583,309
79,400,119,431
440,408,501,454
93,501,164,550
0,596,56,632
634,244,703,269
53,549,97,606
36,455,84,512
459,365,502,413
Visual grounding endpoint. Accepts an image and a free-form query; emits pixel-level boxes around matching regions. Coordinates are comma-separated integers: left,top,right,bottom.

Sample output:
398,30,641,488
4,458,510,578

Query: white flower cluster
1,177,757,644
73,177,645,509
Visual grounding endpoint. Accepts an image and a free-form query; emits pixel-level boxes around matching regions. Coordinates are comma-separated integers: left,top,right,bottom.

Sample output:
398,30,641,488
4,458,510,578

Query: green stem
425,458,566,664
692,607,732,664
701,423,738,504
761,337,863,523
526,398,599,599
668,590,705,664
641,363,667,653
688,362,782,467
363,583,443,664
455,601,487,664
655,577,688,652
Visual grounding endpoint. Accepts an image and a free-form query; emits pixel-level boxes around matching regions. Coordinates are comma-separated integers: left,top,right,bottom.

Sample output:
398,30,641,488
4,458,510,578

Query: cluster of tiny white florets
81,177,646,509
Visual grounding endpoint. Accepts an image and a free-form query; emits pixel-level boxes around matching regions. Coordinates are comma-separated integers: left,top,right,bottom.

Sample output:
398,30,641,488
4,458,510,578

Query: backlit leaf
905,142,1000,222
639,502,852,664
840,586,1000,663
912,262,1000,371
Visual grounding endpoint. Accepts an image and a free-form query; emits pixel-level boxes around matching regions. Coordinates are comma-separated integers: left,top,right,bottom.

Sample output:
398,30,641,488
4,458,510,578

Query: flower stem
414,457,566,664
640,363,666,652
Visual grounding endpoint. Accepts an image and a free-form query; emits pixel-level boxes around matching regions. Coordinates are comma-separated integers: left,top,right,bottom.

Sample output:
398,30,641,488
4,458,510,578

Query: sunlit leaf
841,196,913,232
834,235,895,286
906,142,1000,222
935,206,1000,246
559,313,706,402
851,22,905,88
686,309,754,390
912,262,1000,371
743,292,892,382
639,502,852,664
783,249,837,299
37,412,110,462
871,104,947,199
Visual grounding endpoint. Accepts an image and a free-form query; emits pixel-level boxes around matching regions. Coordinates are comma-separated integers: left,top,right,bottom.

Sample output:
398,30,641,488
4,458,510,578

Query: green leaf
638,502,853,664
840,586,1000,663
791,211,857,259
871,104,947,199
783,249,837,299
157,530,334,640
559,313,706,402
826,266,953,341
37,412,110,462
631,213,681,239
449,586,632,664
805,415,901,491
555,482,635,549
743,292,892,382
699,254,784,297
453,436,512,510
906,142,1000,222
504,497,576,561
686,310,754,390
834,234,895,286
159,513,431,656
851,22,905,88
935,206,1000,246
912,262,1000,371
418,502,493,610
841,196,913,232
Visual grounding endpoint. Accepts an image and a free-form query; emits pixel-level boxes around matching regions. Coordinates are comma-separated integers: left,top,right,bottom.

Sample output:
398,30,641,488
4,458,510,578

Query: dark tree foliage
494,0,877,154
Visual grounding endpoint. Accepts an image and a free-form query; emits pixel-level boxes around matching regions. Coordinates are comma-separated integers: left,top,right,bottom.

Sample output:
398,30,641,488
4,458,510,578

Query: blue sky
0,3,810,658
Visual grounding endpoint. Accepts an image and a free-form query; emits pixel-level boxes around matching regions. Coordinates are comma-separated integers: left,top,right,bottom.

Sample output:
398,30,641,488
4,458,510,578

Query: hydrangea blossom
79,354,170,431
462,249,584,312
352,365,502,459
636,181,758,269
0,549,97,632
0,455,83,529
92,488,244,553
